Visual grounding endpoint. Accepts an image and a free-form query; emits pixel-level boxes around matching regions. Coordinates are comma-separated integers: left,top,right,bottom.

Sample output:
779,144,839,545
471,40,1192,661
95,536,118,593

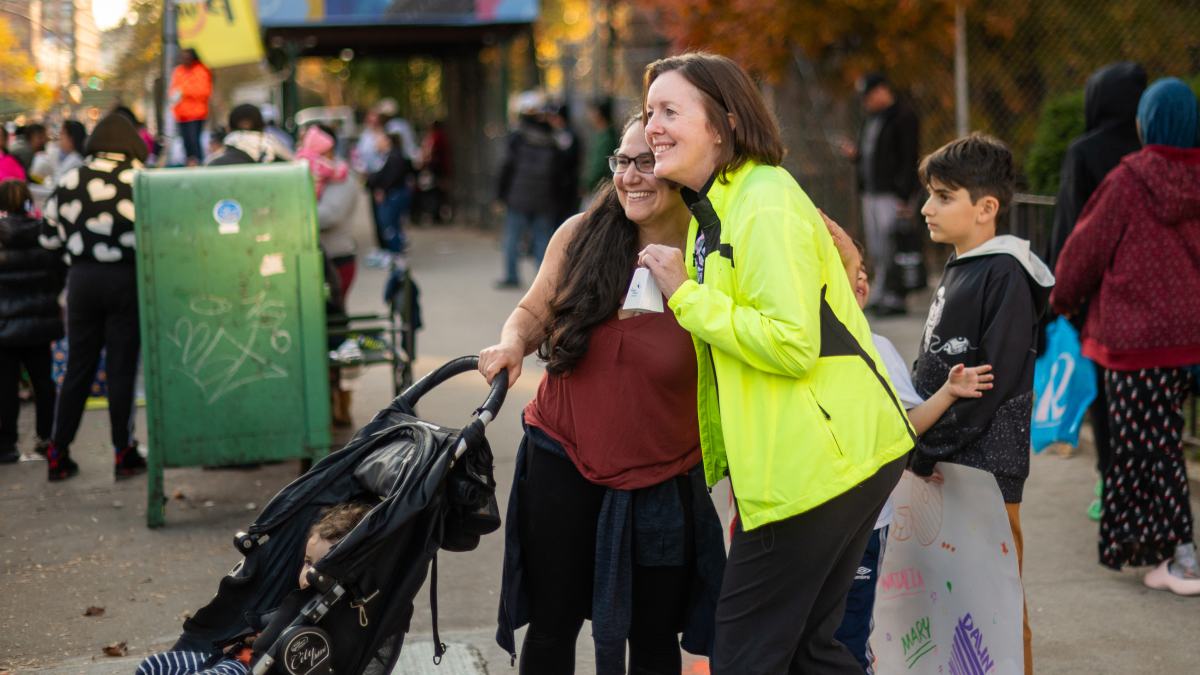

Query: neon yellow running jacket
667,161,916,531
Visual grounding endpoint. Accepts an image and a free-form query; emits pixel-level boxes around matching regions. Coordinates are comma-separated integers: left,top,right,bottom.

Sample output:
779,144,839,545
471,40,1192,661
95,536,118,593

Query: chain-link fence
519,0,1199,243
749,0,1200,247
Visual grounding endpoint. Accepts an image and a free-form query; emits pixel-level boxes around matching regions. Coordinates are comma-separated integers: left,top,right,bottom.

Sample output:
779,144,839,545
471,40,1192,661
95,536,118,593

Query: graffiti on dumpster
165,293,292,403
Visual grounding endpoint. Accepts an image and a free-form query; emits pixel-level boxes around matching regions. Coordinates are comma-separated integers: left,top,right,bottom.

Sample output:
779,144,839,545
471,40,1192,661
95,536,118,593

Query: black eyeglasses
608,153,655,174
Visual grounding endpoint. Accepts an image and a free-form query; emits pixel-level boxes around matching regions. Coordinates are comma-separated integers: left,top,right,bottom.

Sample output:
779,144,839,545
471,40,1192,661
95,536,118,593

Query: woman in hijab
1051,78,1200,596
40,113,149,481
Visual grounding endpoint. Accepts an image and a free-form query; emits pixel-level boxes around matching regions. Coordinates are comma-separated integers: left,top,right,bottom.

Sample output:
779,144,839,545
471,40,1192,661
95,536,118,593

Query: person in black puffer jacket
0,180,66,464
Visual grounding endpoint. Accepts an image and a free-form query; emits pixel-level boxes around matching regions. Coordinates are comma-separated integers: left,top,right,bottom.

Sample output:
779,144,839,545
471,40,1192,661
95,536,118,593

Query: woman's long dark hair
538,179,640,375
61,120,87,156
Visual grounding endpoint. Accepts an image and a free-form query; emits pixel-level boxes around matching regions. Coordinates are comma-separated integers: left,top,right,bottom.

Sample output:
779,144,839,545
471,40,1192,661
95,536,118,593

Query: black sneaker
47,443,79,481
493,279,521,290
32,437,50,457
115,444,147,479
0,445,19,464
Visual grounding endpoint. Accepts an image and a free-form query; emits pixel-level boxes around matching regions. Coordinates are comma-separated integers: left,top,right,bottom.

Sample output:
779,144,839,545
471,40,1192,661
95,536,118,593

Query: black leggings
518,445,693,675
713,455,906,675
0,344,55,446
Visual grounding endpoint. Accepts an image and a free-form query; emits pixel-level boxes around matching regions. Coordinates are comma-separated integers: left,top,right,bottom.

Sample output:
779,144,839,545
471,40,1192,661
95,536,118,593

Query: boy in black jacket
910,133,1054,675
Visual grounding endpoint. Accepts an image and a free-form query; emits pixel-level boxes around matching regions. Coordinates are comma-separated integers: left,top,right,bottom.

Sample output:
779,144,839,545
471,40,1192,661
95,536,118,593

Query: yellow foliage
0,17,54,111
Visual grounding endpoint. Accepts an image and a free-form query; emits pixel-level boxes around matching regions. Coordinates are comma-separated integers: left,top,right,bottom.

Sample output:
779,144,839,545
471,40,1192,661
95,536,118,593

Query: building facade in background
4,0,101,88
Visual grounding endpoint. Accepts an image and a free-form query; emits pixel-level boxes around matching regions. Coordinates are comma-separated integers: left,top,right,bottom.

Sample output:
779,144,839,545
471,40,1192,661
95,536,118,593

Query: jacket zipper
814,400,831,420
812,396,845,456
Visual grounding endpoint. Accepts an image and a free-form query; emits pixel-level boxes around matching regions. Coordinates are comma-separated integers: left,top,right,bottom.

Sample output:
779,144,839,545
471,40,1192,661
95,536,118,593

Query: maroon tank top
524,307,701,490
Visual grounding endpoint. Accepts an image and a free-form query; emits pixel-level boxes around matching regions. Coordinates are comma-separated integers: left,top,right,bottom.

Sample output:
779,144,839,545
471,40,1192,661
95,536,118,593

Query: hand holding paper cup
623,267,664,315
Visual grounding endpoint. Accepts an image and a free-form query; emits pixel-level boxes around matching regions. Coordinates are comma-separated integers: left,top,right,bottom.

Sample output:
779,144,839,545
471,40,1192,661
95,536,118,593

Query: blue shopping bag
1031,316,1097,452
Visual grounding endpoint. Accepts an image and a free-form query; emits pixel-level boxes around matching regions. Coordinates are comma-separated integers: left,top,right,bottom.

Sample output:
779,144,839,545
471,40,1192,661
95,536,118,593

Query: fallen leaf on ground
83,606,105,617
102,641,127,656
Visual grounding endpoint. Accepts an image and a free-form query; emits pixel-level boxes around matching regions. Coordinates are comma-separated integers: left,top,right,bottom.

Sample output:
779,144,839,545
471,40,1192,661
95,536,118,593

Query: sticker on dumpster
213,199,243,234
260,253,285,277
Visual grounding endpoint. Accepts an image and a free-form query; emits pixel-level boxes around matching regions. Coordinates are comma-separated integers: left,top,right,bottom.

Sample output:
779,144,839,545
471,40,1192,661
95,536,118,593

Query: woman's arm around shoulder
479,214,582,387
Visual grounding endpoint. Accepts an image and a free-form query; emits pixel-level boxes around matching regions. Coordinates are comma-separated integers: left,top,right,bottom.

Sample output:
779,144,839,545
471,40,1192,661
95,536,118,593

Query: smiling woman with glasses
481,114,727,675
608,153,656,174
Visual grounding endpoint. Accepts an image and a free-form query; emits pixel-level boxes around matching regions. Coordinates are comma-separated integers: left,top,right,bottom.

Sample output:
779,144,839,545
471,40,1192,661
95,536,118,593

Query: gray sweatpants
861,193,906,310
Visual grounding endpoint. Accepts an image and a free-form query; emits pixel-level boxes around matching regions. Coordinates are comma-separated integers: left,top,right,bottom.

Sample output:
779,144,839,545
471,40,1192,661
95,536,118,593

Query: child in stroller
136,503,373,675
144,356,509,675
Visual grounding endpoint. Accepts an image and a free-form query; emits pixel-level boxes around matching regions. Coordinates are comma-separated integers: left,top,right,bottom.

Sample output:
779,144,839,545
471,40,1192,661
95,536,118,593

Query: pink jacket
295,126,348,198
0,154,26,183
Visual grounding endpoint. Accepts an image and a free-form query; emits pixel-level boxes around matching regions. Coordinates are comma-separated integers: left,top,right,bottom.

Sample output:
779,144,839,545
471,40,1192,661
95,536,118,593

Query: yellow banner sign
177,0,264,69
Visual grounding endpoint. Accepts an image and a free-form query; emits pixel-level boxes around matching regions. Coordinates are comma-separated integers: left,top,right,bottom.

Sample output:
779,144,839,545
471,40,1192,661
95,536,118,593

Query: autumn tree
0,17,54,113
106,0,162,102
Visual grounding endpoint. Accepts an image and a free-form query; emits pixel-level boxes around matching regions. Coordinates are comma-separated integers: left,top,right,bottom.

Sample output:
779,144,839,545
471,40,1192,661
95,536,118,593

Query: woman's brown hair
539,115,654,376
642,52,784,183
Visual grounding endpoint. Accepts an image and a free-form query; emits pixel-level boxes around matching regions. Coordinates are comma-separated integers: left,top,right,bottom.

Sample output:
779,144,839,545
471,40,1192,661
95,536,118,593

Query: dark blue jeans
835,524,888,674
179,119,204,162
501,211,552,284
372,187,410,253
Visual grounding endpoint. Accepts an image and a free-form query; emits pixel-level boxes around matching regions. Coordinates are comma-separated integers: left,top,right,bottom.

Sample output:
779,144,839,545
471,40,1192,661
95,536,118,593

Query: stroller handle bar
396,355,508,459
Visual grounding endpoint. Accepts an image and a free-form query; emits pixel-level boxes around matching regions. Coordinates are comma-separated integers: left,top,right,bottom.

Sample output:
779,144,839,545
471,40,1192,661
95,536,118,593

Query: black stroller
172,357,508,675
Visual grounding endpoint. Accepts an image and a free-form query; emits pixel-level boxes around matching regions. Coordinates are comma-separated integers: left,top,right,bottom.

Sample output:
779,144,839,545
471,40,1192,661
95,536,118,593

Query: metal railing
1002,193,1056,257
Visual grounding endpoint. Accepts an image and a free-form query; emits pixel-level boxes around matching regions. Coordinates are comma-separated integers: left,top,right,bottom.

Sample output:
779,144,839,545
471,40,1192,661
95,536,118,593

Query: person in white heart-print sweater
39,113,148,482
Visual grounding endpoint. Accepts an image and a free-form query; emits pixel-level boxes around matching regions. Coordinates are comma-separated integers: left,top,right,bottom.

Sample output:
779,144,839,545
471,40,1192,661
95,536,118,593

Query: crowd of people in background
0,89,457,474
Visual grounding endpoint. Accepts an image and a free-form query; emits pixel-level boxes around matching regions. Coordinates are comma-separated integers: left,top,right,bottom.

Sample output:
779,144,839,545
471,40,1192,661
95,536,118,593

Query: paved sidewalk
4,227,1199,674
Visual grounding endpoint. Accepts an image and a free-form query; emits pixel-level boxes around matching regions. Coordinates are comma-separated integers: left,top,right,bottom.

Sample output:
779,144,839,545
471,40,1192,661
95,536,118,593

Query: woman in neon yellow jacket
637,52,916,673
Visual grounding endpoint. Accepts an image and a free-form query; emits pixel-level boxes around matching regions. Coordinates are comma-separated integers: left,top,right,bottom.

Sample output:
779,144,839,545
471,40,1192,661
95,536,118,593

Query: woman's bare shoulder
548,212,586,250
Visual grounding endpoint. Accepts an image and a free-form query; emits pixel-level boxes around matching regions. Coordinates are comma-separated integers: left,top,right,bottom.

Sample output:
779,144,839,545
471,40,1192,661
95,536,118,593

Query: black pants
713,455,906,675
518,445,693,675
0,344,55,447
1090,365,1113,477
179,119,205,162
52,264,140,451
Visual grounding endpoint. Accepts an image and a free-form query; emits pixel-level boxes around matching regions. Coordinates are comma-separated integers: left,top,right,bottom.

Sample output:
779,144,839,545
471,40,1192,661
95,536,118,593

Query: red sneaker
47,443,79,481
115,444,147,479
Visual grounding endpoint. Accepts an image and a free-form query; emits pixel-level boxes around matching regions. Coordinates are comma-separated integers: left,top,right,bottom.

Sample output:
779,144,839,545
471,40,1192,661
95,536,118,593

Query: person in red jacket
1051,77,1200,596
170,49,212,166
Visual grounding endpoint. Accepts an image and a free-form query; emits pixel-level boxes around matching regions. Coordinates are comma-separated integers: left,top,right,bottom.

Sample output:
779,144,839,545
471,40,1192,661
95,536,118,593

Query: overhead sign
872,465,1025,674
257,0,539,28
178,0,265,69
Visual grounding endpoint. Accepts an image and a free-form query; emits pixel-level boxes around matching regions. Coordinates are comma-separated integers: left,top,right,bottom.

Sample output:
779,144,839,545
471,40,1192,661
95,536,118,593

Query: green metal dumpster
134,164,332,526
